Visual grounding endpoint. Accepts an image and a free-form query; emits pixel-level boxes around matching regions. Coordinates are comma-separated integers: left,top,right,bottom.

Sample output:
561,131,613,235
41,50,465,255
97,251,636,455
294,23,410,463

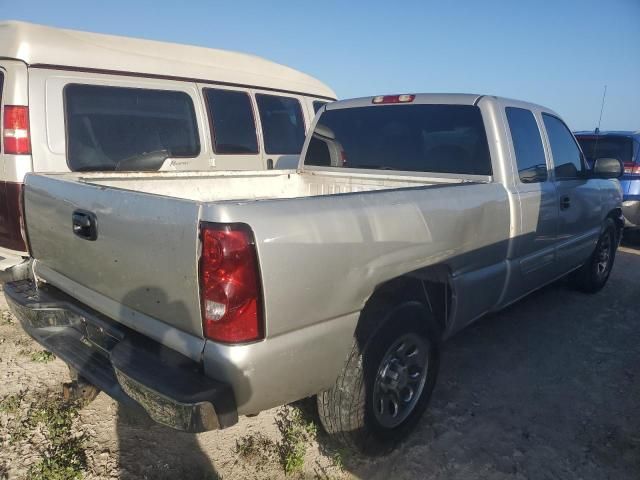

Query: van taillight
3,106,31,155
199,223,263,343
623,162,640,175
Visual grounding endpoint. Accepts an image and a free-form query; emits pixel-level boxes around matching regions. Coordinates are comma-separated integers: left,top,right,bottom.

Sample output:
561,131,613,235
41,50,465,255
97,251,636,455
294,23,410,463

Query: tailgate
24,173,204,339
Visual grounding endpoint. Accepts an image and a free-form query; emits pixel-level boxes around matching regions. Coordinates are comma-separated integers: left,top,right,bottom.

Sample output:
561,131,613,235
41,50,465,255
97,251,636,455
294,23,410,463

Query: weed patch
234,431,277,469
27,396,86,479
0,394,21,414
1,392,86,480
275,406,318,475
31,350,56,363
0,311,13,326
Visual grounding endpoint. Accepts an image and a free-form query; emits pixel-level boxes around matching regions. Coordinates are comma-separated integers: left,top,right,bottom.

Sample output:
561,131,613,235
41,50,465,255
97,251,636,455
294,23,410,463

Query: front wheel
317,298,440,454
570,218,618,293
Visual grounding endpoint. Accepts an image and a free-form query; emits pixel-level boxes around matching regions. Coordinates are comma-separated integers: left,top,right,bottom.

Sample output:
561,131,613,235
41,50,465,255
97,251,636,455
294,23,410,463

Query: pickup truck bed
66,168,464,200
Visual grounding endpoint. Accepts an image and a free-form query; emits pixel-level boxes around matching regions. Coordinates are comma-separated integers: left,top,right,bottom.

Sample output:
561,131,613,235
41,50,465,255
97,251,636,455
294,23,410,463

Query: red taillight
3,106,31,155
623,162,640,175
199,223,263,344
372,94,415,104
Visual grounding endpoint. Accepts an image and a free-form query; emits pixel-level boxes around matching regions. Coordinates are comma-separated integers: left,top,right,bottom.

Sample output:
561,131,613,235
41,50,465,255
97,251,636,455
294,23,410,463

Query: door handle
560,196,571,210
266,158,274,170
72,210,98,241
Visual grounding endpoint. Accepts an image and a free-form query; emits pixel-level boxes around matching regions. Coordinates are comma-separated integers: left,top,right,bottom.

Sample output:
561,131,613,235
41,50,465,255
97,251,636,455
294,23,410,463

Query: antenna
595,85,607,134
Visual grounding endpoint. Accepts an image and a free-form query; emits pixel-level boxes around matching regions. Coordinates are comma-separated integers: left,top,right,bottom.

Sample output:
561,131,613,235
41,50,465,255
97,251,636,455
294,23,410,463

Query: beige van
0,21,336,276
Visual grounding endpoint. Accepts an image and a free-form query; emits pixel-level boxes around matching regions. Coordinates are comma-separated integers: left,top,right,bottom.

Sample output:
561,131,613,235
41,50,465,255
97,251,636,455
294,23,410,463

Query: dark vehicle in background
576,131,640,229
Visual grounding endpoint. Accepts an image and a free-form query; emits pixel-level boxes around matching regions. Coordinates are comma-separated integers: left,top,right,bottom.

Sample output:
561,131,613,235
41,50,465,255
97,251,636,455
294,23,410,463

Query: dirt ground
1,240,639,479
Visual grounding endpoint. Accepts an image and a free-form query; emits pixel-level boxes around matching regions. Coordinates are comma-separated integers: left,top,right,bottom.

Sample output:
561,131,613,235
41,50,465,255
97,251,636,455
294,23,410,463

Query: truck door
504,106,559,297
542,114,602,273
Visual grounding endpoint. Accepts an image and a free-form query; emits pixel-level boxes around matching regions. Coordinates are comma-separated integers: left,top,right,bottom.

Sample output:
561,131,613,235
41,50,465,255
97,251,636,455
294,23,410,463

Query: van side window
506,107,547,183
204,88,258,154
542,113,584,180
65,84,200,171
313,101,327,114
256,94,305,154
0,72,3,153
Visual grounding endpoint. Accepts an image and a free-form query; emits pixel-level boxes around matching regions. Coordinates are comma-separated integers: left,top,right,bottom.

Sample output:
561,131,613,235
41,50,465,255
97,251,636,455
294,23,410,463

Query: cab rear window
305,104,492,175
65,84,200,171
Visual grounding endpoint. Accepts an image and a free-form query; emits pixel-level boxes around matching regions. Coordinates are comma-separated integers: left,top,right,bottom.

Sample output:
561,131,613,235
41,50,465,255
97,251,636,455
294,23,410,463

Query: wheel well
360,266,453,340
606,208,624,239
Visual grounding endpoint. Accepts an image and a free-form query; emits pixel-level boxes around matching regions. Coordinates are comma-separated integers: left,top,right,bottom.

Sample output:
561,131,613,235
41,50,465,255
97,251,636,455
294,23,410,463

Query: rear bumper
3,279,238,433
622,200,640,228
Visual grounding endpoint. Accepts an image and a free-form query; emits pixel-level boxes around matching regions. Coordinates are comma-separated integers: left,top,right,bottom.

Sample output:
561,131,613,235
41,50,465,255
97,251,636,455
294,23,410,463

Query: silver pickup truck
5,93,624,453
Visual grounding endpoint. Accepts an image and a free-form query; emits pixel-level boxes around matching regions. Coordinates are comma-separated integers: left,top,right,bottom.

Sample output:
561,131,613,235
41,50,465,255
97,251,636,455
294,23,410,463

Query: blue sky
3,0,639,130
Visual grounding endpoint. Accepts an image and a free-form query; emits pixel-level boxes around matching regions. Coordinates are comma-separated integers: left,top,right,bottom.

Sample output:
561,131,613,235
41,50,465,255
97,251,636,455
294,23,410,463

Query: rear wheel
317,297,440,454
570,218,618,293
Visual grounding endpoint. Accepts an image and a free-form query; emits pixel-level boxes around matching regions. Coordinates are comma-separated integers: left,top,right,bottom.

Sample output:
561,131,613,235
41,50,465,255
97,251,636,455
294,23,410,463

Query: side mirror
593,157,623,179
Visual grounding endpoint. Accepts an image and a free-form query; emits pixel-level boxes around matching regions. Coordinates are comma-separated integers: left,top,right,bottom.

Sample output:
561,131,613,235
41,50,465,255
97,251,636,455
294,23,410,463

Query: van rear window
65,84,200,171
304,104,492,175
577,136,633,166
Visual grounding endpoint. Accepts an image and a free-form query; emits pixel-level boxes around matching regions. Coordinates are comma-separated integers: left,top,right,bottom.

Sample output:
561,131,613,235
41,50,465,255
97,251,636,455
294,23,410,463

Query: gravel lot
1,240,639,479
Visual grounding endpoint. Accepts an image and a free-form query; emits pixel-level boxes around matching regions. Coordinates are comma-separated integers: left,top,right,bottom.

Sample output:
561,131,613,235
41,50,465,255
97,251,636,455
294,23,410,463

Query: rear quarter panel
207,182,510,338
201,182,510,413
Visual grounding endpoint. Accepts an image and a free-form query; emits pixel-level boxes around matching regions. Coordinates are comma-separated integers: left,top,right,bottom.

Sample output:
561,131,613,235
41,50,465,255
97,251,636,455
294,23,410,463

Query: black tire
570,218,618,293
317,296,440,455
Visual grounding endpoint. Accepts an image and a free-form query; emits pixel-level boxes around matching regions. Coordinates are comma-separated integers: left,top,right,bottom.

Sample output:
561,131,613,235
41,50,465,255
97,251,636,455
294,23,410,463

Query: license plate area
80,317,124,355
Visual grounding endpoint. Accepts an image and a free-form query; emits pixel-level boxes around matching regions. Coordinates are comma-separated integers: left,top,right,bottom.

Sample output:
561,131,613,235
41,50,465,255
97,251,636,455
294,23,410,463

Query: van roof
0,20,337,100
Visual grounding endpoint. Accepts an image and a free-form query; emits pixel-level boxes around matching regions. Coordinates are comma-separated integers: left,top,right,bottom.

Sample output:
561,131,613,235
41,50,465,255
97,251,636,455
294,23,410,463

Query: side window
65,84,200,172
506,107,547,183
255,94,305,154
313,101,327,114
204,88,258,154
542,114,584,180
